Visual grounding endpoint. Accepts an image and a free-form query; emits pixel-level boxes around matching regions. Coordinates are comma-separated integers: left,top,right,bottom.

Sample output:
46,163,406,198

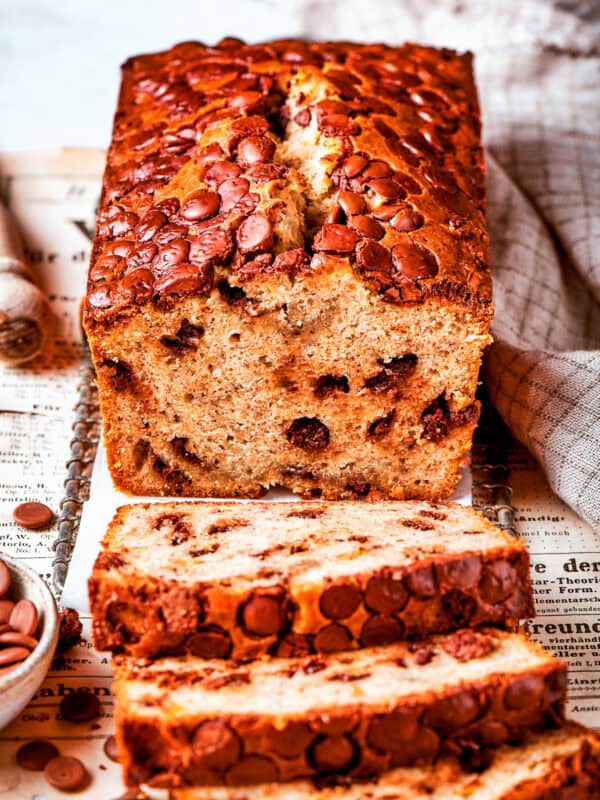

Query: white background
3,0,596,151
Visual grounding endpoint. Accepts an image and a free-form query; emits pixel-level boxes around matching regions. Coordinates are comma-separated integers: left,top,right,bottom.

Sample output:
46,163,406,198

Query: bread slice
171,725,600,799
89,501,533,660
111,628,566,787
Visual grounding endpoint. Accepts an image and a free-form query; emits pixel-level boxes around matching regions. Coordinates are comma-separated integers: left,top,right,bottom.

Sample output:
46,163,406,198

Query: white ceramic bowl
0,554,59,730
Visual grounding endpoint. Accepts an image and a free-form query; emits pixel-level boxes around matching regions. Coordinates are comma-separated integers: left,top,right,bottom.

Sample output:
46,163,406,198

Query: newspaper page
0,150,598,800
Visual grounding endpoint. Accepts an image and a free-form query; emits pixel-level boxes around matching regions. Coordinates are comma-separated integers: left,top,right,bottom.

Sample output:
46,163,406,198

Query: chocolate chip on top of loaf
111,628,566,788
84,38,492,499
89,501,534,660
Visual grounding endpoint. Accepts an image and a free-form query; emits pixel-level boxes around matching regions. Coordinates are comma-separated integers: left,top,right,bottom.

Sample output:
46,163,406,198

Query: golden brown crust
89,500,534,660
111,630,567,788
83,37,490,327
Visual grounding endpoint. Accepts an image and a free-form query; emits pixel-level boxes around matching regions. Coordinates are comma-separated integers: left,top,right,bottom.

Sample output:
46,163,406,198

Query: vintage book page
0,150,598,799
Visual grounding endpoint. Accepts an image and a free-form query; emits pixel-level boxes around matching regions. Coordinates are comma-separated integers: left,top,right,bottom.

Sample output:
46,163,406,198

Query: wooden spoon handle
0,202,53,364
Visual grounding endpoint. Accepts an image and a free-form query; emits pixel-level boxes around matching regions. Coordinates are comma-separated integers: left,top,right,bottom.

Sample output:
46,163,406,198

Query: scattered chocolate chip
13,502,54,530
314,223,358,254
103,734,120,763
0,600,14,623
16,740,60,771
442,590,477,626
44,755,89,792
236,212,274,254
269,721,315,759
59,691,100,723
180,190,220,221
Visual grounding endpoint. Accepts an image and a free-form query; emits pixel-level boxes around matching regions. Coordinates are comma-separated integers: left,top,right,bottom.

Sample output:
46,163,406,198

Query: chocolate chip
391,727,440,767
17,740,60,771
269,721,315,759
59,690,100,723
103,735,120,763
286,417,330,452
241,588,287,636
308,734,357,772
272,632,313,658
134,209,167,241
368,178,406,200
314,223,358,254
423,690,483,731
442,629,496,662
442,590,477,626
423,165,458,193
189,228,233,267
314,623,353,654
366,709,420,752
362,160,393,179
504,675,546,711
204,160,243,186
237,135,275,167
390,208,424,232
320,583,362,620
294,108,311,126
12,502,54,530
356,240,393,275
0,631,37,649
218,177,250,213
226,755,279,785
57,608,82,652
348,215,385,240
360,614,404,647
367,410,396,439
181,190,220,221
154,263,205,297
479,561,518,604
191,720,241,769
9,599,38,636
314,374,350,398
391,242,438,280
338,191,366,216
365,573,408,614
342,154,368,177
0,561,10,598
438,556,482,589
44,756,89,792
0,600,14,623
236,212,274,254
0,646,29,667
187,625,232,658
406,566,437,598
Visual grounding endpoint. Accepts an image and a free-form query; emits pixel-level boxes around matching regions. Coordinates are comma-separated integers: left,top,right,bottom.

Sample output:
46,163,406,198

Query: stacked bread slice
90,501,599,795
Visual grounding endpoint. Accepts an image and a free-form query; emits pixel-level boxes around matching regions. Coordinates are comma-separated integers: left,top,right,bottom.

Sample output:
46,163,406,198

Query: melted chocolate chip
286,417,330,452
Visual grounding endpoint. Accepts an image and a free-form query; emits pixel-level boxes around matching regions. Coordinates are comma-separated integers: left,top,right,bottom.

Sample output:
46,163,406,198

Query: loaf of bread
83,37,492,499
90,500,533,660
172,725,600,799
111,628,565,787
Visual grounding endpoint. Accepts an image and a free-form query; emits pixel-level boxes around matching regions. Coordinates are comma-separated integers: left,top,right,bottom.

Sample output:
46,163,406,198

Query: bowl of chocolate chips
0,554,58,729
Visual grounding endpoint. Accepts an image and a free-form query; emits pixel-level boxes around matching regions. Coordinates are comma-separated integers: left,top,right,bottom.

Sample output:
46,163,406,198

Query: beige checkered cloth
291,0,600,528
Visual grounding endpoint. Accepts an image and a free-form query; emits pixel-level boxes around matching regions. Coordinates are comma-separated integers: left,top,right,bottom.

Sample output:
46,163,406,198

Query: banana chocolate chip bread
172,725,600,799
111,628,566,787
89,501,533,660
83,37,492,499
